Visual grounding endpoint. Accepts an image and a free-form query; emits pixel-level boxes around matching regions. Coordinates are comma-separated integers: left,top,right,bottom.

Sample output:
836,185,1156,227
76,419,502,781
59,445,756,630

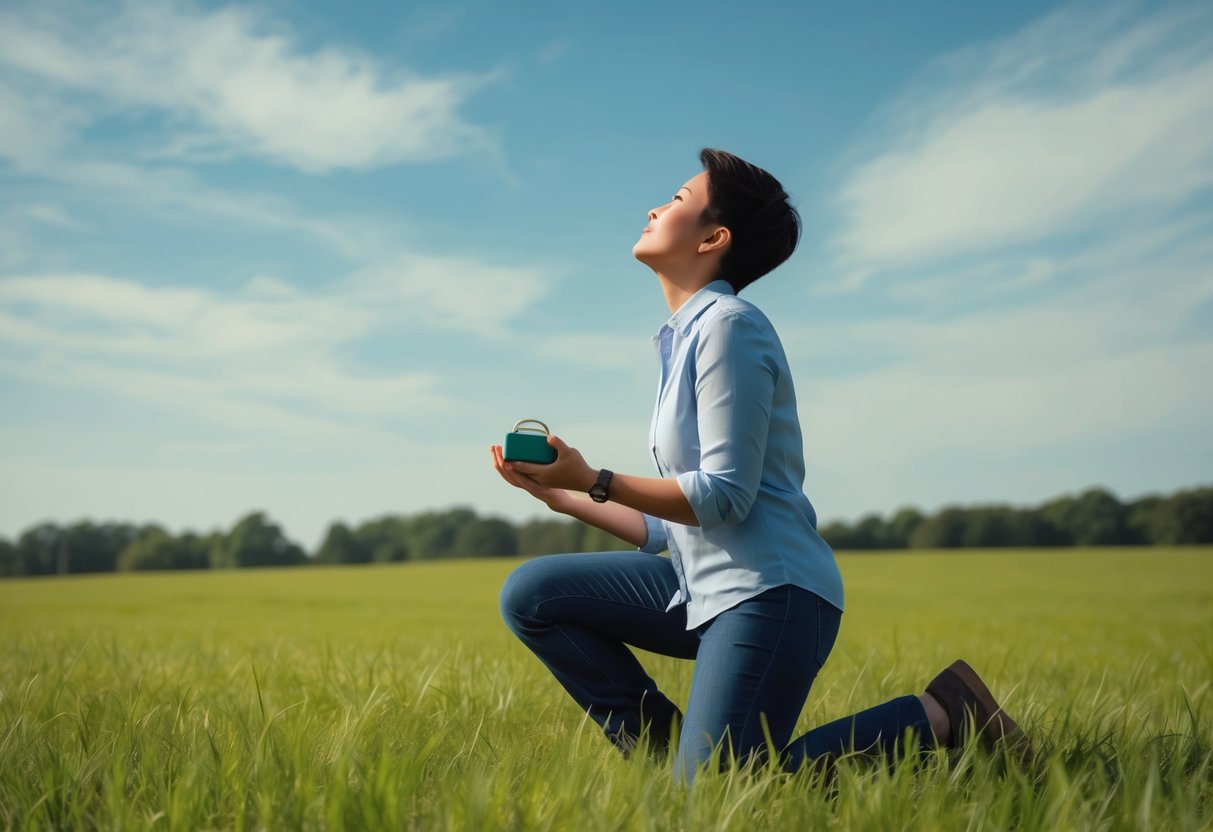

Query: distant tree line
818,486,1213,550
0,508,633,577
0,485,1209,577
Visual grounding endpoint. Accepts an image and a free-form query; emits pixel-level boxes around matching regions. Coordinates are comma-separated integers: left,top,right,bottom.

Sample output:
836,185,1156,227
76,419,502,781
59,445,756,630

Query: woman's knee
498,555,563,633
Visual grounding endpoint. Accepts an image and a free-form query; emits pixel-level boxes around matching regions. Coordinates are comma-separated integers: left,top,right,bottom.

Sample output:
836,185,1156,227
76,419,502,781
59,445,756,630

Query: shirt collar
664,279,735,336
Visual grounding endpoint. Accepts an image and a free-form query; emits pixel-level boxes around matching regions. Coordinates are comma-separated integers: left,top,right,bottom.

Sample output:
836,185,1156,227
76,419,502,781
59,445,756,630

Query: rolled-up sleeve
638,513,669,553
676,310,777,530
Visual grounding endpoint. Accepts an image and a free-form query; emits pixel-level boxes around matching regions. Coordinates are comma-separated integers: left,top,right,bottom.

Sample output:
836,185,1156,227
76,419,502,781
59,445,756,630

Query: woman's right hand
490,444,569,513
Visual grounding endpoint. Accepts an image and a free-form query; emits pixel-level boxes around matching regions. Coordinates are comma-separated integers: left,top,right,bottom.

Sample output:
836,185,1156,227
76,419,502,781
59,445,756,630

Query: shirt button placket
669,542,690,604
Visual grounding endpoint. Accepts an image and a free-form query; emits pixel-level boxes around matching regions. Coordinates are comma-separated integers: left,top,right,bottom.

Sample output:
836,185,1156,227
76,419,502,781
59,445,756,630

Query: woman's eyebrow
678,186,693,195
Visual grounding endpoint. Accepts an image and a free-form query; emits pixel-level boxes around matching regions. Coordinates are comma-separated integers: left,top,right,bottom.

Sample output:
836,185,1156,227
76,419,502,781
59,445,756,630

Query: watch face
589,469,611,503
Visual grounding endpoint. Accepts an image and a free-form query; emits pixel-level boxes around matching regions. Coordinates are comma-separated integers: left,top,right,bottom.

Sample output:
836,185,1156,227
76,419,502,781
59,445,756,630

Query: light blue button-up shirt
638,280,845,630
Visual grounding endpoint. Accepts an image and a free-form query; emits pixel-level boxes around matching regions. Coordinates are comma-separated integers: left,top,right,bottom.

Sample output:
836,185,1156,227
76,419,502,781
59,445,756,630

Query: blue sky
1,0,1210,551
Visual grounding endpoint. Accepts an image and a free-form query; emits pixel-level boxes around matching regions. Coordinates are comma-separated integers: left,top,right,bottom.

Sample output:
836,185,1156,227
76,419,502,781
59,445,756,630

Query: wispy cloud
828,2,1213,282
0,78,84,166
345,253,558,339
0,271,442,433
19,203,91,231
791,222,1213,516
0,2,561,444
0,1,498,173
0,6,497,275
790,2,1213,517
798,228,1213,449
0,260,553,437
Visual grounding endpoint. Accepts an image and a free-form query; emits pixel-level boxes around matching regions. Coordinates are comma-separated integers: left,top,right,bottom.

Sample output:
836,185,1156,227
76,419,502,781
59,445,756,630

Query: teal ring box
504,419,557,464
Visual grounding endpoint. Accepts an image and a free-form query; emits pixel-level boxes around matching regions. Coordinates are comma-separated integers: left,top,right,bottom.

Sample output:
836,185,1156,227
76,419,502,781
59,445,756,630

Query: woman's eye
672,195,682,202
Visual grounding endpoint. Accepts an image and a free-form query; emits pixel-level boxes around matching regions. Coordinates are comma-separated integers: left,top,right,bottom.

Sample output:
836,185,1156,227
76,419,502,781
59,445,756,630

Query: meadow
1,548,1210,831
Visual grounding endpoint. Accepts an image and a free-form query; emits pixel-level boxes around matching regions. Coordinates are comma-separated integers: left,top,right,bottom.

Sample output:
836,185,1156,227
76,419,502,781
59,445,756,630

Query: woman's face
632,170,717,269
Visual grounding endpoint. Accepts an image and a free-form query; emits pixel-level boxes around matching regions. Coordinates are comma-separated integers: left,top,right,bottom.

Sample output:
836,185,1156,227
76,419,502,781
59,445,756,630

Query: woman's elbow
701,485,757,530
677,470,757,530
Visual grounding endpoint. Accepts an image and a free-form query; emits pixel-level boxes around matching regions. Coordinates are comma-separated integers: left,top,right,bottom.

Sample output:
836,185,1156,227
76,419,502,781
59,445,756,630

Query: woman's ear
698,226,730,255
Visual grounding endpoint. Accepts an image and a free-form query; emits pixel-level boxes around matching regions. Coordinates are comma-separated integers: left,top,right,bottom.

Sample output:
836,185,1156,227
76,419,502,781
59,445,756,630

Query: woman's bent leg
777,597,933,769
499,551,699,753
676,586,831,783
784,696,934,770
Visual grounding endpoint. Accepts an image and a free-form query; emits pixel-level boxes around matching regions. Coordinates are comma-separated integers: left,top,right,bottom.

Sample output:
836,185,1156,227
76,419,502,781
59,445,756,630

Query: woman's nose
647,207,659,220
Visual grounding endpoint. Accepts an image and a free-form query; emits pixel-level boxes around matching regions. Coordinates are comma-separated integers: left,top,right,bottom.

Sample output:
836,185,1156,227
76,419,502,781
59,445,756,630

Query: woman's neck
655,270,719,315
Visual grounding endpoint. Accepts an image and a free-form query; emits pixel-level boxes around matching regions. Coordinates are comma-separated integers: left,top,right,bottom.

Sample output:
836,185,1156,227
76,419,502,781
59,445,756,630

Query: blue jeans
500,551,934,783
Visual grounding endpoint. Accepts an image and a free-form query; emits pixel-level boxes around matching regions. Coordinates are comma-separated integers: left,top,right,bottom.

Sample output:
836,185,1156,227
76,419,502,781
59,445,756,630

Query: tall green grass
1,548,1210,830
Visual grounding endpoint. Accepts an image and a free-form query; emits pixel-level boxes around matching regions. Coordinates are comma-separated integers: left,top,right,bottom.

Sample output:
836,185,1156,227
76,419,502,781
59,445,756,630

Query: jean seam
551,620,645,730
534,593,682,734
735,588,797,754
814,597,823,668
533,593,676,624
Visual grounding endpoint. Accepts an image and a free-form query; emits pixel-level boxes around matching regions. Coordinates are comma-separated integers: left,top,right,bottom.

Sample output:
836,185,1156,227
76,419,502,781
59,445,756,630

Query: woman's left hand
506,435,598,492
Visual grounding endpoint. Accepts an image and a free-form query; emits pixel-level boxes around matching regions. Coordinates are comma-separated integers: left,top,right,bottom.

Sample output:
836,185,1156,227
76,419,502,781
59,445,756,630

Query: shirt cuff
638,513,668,554
676,469,738,530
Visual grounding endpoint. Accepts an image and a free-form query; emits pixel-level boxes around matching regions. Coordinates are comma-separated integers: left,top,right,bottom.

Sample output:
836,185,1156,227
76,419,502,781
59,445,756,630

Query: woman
490,149,1028,783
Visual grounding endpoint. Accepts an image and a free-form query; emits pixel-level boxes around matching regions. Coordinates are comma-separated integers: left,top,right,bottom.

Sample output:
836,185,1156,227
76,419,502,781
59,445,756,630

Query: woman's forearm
607,473,699,527
555,495,651,548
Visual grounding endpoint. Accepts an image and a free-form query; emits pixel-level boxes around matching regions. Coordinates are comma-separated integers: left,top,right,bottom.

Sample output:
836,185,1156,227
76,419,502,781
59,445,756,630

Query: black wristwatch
588,469,614,503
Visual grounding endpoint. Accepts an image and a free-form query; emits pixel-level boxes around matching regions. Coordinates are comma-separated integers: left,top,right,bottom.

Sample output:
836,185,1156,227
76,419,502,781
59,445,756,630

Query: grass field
1,548,1210,830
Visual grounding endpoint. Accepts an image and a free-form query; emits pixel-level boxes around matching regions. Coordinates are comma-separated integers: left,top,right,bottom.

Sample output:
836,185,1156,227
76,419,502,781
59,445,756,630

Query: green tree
856,514,896,549
518,518,581,555
818,520,858,551
354,517,410,563
1067,488,1127,545
65,521,141,573
1039,495,1077,545
117,527,211,571
1009,509,1067,546
316,522,371,564
579,524,634,552
211,512,306,568
820,511,915,551
909,507,969,548
405,508,478,559
960,507,1011,547
1147,487,1213,544
120,527,181,571
181,532,219,569
452,517,518,557
16,523,64,575
1125,495,1162,544
887,508,924,548
0,537,15,576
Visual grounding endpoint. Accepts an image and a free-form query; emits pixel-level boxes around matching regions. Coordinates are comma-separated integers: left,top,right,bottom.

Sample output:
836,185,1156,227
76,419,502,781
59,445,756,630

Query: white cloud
0,142,395,262
0,69,410,253
533,333,653,371
345,253,556,339
0,0,559,446
19,203,90,231
784,218,1213,517
536,41,571,65
0,1,497,172
0,263,551,438
790,3,1213,520
832,2,1213,275
0,81,83,166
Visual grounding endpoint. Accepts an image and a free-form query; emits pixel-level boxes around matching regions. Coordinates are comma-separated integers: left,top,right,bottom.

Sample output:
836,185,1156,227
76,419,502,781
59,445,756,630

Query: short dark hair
698,148,800,292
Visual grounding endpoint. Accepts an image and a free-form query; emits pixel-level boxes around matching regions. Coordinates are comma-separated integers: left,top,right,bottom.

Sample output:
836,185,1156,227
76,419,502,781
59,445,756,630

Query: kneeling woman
490,149,1027,783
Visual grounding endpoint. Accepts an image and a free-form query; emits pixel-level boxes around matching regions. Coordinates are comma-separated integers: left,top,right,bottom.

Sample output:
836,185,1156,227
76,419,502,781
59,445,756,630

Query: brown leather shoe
926,659,1032,764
